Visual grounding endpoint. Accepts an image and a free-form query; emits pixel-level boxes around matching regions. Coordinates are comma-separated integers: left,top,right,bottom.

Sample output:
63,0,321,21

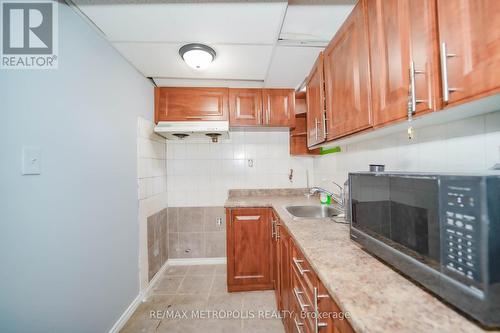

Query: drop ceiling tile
75,2,287,44
113,42,274,80
280,5,354,42
265,46,323,88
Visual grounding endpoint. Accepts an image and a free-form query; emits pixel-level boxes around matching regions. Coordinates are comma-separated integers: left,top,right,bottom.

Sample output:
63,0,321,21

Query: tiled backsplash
314,111,500,190
137,117,168,289
166,131,315,207
167,207,226,259
137,117,167,200
147,209,168,281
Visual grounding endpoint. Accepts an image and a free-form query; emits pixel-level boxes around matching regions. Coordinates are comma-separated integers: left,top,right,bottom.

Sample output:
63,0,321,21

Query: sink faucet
310,181,345,208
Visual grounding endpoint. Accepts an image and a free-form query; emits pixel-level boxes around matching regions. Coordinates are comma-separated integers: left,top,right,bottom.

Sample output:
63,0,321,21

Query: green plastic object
319,193,331,205
320,146,341,155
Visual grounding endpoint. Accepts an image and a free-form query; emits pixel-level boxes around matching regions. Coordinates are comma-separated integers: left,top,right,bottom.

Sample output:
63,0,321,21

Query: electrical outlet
216,217,223,226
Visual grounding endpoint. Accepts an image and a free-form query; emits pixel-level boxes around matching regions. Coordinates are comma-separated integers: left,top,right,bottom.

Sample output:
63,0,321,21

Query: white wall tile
137,117,167,201
313,111,500,191
166,130,315,206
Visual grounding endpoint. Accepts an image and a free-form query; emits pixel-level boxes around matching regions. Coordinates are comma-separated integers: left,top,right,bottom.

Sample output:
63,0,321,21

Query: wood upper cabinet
155,87,228,122
290,92,320,156
229,89,263,126
262,89,296,127
324,0,372,140
437,0,500,106
226,208,273,292
368,0,440,127
306,52,326,147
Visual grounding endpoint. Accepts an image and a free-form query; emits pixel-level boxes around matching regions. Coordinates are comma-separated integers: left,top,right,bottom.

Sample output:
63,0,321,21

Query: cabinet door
368,0,440,127
279,227,292,332
229,89,263,126
324,0,372,140
271,210,280,306
226,208,273,292
437,0,500,106
306,53,326,147
368,0,410,126
409,0,441,115
155,87,228,122
263,89,296,127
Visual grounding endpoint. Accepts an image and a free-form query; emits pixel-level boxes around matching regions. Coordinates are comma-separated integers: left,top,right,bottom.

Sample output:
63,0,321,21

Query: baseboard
108,261,169,333
166,257,226,266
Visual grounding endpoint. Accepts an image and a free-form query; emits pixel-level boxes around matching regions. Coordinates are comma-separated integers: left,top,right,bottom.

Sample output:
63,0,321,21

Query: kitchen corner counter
225,192,493,333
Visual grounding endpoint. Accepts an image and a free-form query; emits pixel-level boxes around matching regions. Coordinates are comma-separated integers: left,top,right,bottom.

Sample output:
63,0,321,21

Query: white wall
166,131,314,206
0,3,153,333
137,117,168,290
314,111,500,190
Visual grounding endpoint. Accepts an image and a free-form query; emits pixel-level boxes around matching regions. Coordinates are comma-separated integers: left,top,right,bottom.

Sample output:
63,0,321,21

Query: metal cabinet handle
293,287,310,311
236,215,260,221
409,60,427,113
315,117,319,141
440,42,458,103
293,257,310,275
271,219,276,239
294,317,305,333
313,287,329,333
322,113,328,138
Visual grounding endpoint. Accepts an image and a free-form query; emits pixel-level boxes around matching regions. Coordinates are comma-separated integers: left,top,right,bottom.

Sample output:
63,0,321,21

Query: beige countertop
225,193,493,333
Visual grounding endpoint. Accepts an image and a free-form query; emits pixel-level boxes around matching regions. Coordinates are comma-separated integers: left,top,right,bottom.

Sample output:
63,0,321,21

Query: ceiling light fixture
179,43,216,70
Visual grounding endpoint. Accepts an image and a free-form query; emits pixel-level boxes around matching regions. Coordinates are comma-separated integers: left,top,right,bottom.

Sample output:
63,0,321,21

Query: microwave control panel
440,177,482,287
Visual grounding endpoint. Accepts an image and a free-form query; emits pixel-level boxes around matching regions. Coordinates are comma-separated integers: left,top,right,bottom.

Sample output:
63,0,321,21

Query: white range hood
154,121,230,142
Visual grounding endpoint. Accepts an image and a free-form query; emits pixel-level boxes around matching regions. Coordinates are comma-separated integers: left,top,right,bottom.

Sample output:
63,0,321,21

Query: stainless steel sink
284,205,341,219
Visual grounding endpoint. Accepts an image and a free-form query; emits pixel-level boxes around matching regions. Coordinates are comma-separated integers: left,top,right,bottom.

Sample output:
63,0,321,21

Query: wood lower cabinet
226,207,355,332
262,89,296,127
229,88,263,126
278,223,292,332
271,210,281,303
226,208,273,292
368,0,440,127
437,0,500,106
324,0,372,140
289,238,355,333
155,87,228,122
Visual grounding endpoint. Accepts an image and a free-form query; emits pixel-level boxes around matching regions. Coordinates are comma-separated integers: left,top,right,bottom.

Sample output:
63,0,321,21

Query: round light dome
179,43,216,70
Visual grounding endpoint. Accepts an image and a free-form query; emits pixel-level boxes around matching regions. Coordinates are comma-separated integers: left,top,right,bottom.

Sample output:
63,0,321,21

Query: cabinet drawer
291,305,313,333
291,242,318,303
291,271,315,333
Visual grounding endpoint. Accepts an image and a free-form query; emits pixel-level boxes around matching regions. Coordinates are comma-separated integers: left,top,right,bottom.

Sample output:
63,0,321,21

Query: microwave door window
351,175,440,268
351,175,391,239
389,177,441,268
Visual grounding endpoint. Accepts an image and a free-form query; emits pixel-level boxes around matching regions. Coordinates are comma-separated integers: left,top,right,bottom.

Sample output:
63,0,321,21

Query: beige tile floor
120,264,285,333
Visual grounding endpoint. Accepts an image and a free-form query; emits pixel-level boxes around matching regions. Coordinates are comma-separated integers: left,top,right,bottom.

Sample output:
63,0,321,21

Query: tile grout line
207,270,217,298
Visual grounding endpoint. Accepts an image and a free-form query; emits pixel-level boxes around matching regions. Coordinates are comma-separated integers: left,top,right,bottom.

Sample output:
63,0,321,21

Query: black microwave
349,172,500,327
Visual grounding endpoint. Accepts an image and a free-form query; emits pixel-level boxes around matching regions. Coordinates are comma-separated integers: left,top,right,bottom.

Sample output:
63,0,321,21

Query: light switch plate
22,146,41,175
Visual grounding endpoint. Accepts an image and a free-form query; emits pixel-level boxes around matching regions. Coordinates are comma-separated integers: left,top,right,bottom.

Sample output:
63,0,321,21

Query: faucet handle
331,181,343,192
